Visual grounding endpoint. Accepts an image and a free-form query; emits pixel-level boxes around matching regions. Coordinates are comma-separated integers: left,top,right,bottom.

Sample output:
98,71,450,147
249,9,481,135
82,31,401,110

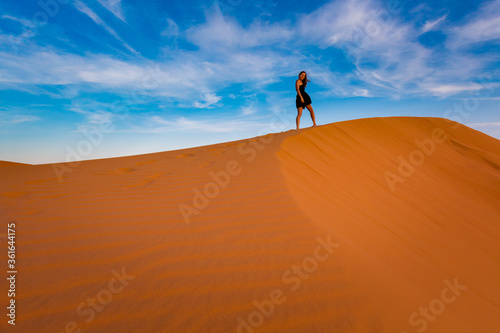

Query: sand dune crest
1,117,499,332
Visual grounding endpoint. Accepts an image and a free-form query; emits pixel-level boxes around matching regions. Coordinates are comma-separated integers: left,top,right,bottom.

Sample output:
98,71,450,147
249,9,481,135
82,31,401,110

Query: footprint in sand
207,148,226,156
175,153,196,159
210,151,226,156
111,167,137,175
223,141,242,147
134,160,158,166
125,172,170,189
198,161,215,168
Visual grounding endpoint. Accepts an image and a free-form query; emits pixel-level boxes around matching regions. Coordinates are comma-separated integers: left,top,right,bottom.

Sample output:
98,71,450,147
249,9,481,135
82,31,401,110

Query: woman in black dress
295,71,317,130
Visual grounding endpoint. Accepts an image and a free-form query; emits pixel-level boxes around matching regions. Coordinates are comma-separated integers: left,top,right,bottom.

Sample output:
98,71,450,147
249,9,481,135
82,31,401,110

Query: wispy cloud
0,14,38,48
0,15,304,107
447,0,500,48
192,92,221,108
467,122,500,127
467,121,500,139
146,115,263,133
0,112,40,124
0,50,141,85
297,0,375,48
462,96,500,101
73,0,138,55
96,0,126,22
0,48,225,108
241,104,257,116
161,18,179,37
1,14,36,28
297,0,435,96
185,4,293,50
297,0,500,98
421,14,447,33
67,100,121,133
1,0,499,104
425,83,483,97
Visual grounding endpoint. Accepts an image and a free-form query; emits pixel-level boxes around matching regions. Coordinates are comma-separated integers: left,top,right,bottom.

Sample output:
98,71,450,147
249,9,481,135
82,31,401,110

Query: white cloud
161,18,179,37
193,92,221,108
185,4,293,50
425,83,483,97
447,0,500,48
467,121,500,139
146,115,262,133
297,0,376,48
73,0,138,55
0,50,142,85
297,0,435,96
421,14,447,33
410,3,433,14
1,14,36,28
241,104,257,116
0,112,40,124
0,15,38,48
1,0,499,104
67,100,121,133
296,0,500,98
0,40,298,109
467,122,500,127
463,97,500,101
96,0,126,21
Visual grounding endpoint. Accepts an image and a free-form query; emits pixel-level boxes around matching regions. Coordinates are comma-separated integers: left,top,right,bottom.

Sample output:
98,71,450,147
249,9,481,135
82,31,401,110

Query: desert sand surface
1,116,499,332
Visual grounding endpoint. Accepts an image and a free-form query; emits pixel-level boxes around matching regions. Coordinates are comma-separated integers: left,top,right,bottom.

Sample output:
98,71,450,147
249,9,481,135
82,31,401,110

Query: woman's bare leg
305,104,317,127
296,107,303,130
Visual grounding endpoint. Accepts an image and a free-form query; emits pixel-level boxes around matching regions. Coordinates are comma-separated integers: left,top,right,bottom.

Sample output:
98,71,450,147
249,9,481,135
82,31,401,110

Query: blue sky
0,0,499,164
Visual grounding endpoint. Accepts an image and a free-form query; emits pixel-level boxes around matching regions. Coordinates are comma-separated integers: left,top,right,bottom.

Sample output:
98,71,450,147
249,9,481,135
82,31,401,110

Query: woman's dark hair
298,71,310,87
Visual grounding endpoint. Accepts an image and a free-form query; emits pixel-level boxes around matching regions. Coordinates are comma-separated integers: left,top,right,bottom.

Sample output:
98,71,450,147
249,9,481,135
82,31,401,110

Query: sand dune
0,117,499,332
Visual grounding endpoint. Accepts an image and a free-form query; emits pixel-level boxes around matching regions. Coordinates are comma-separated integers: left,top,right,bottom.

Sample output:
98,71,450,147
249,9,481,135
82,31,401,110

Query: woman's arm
296,80,304,101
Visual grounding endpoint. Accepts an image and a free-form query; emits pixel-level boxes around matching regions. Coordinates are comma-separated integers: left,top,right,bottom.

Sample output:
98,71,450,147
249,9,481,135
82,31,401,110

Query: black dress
296,84,312,108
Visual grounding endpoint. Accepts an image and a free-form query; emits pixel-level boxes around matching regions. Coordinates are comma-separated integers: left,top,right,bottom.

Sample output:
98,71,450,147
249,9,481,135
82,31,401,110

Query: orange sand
0,117,499,332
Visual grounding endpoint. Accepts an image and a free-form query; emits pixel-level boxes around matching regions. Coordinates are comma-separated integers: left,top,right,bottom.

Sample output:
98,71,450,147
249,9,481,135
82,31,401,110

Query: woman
295,71,317,130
